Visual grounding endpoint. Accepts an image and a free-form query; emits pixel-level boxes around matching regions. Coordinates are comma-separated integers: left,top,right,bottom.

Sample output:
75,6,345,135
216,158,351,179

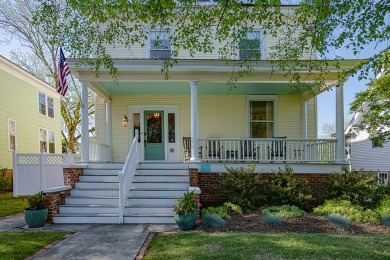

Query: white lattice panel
17,155,40,165
45,154,66,165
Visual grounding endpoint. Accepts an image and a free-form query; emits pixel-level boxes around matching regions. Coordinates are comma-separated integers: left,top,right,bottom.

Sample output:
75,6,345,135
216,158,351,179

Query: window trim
246,95,278,138
377,171,389,187
238,29,266,60
38,91,55,119
147,29,172,59
39,128,56,154
8,118,17,151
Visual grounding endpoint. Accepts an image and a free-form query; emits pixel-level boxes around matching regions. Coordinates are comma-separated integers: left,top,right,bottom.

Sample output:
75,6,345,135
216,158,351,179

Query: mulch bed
197,212,390,234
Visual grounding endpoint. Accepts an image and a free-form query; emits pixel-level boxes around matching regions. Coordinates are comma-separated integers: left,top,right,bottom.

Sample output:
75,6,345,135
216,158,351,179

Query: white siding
94,95,106,144
307,97,317,139
350,130,390,172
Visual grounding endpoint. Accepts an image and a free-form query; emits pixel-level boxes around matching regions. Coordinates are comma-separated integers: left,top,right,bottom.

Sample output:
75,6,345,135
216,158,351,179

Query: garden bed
197,212,390,234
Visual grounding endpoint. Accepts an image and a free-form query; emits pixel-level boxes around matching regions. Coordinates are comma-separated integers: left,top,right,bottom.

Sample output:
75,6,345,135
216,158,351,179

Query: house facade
0,56,62,173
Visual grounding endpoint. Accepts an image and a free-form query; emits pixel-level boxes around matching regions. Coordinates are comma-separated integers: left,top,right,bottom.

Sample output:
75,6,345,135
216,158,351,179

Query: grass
0,192,27,217
143,232,390,260
0,232,68,259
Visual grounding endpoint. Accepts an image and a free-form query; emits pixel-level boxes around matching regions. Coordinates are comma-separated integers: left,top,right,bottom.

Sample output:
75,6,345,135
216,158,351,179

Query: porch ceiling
96,81,306,95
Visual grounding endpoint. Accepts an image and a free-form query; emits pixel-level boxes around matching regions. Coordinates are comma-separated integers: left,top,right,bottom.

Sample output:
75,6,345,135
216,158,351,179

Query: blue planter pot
24,208,48,228
175,211,197,231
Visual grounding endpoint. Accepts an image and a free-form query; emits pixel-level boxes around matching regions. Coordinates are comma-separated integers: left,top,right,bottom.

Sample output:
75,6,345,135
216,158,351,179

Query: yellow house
0,56,62,173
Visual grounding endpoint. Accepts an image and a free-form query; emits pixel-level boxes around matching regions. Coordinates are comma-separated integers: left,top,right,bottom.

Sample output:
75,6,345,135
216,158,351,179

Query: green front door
144,111,165,160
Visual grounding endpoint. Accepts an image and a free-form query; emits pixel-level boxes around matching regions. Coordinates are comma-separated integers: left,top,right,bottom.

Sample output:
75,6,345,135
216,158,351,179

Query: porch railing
198,138,337,163
118,130,139,224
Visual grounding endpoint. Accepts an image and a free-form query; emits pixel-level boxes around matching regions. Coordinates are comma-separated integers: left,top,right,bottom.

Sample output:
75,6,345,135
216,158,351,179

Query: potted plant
173,191,202,231
24,191,50,228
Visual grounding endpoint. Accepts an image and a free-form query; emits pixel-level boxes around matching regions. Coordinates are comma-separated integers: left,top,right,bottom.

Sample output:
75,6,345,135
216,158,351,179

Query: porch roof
67,58,364,99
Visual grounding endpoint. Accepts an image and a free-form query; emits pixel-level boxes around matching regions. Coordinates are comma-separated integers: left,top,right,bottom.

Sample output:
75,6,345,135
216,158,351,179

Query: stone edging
25,233,75,260
135,233,155,260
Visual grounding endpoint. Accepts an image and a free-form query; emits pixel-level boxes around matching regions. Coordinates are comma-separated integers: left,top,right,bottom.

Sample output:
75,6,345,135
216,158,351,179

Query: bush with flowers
173,191,202,215
26,191,50,210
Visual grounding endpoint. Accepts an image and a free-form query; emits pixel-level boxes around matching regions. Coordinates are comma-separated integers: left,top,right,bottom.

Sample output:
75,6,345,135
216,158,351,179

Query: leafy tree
0,0,95,152
319,118,350,138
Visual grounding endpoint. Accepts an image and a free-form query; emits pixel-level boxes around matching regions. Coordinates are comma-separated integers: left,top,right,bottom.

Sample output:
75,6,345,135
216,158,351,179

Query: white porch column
190,80,200,162
301,100,308,139
80,80,89,163
336,85,345,163
105,99,112,162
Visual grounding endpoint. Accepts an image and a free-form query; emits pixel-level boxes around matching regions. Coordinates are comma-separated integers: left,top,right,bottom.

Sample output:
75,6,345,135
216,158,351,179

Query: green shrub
201,213,227,230
325,168,390,209
260,205,306,218
265,166,312,209
0,167,11,191
381,215,390,227
218,164,265,210
374,196,390,217
327,214,350,230
313,199,379,223
259,214,282,226
202,202,243,219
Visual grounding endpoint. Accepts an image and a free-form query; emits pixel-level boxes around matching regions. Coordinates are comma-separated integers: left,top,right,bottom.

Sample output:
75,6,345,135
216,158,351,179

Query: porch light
122,115,129,127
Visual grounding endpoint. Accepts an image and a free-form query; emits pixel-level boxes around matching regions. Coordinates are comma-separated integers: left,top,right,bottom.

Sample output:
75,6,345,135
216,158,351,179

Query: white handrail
118,130,139,224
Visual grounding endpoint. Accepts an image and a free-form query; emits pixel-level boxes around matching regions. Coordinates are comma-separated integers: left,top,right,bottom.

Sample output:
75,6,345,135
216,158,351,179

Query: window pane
133,113,140,143
146,113,162,143
39,92,46,115
150,50,171,59
150,30,171,59
250,101,273,121
239,31,262,60
8,120,16,150
47,97,54,118
250,122,274,138
168,113,175,143
40,129,47,153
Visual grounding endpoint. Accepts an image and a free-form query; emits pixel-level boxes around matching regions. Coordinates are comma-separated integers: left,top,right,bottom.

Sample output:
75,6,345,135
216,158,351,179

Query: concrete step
138,163,188,170
65,197,118,205
123,215,176,224
135,169,189,176
126,198,177,205
124,206,174,215
128,190,186,197
130,182,189,190
75,182,119,189
70,189,118,197
83,169,120,175
133,175,189,183
53,214,119,224
79,175,118,182
86,163,124,170
60,205,118,214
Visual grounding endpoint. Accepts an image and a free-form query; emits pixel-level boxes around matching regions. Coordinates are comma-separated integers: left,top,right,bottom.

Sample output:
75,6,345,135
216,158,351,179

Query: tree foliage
0,0,95,152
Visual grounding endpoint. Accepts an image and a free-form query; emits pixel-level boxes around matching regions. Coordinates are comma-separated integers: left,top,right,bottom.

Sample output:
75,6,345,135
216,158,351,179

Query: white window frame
246,95,278,138
38,91,55,119
147,29,172,59
39,128,56,153
8,119,16,151
238,29,266,60
377,172,389,187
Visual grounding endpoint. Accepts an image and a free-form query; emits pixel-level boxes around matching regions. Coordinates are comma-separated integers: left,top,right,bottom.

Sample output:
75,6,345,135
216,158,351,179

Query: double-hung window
40,128,55,153
239,30,265,60
8,119,16,151
248,97,276,138
38,92,54,119
150,30,171,59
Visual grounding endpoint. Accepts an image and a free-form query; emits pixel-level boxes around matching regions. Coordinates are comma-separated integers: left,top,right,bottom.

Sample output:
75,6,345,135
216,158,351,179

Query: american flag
56,48,71,96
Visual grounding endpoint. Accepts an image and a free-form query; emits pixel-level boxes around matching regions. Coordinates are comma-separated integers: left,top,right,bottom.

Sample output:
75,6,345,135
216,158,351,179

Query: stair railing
118,130,139,224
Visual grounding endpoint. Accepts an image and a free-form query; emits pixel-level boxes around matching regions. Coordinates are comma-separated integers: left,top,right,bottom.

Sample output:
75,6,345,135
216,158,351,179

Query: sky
0,29,387,137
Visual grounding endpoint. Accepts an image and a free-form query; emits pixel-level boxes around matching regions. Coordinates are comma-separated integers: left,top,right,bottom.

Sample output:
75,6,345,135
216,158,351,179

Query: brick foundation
42,187,71,223
63,168,83,188
190,169,332,207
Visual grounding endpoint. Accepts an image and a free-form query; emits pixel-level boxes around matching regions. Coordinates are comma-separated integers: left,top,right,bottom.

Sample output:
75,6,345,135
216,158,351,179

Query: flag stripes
56,48,70,96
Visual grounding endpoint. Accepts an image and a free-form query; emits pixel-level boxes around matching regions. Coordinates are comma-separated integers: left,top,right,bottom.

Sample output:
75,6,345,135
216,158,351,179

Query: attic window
150,30,171,59
239,30,265,60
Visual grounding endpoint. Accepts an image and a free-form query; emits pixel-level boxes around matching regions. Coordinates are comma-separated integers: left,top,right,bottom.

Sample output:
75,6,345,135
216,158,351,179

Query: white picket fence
12,151,81,196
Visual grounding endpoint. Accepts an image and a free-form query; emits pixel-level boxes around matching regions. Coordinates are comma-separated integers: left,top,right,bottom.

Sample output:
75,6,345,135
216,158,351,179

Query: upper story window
150,30,171,59
239,30,265,60
38,92,54,119
40,128,56,153
8,119,16,151
248,97,277,138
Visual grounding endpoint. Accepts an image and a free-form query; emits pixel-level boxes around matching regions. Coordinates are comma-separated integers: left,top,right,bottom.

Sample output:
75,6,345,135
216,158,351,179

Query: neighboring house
345,111,390,186
52,5,362,224
0,56,62,174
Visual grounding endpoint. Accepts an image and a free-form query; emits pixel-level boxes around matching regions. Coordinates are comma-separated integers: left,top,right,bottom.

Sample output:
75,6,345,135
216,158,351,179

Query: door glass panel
133,113,140,142
168,113,175,143
146,112,162,143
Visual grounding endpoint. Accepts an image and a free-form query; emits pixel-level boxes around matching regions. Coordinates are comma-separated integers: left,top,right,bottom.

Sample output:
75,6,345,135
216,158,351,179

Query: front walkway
0,214,178,259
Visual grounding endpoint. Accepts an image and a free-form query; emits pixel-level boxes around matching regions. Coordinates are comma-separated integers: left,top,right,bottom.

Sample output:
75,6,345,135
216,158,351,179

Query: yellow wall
0,65,61,169
96,93,316,162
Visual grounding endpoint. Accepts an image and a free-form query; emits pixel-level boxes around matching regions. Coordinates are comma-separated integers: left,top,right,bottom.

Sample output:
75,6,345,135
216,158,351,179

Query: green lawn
0,232,68,260
0,192,27,217
144,232,390,260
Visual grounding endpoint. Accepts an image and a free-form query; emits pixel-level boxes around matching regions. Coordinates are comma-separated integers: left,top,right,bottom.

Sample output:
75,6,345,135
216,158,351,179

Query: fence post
40,151,44,191
12,150,17,197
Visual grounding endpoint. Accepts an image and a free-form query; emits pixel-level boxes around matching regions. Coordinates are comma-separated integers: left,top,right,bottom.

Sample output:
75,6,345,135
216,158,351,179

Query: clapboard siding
350,131,390,172
94,95,106,144
307,97,317,139
278,95,301,138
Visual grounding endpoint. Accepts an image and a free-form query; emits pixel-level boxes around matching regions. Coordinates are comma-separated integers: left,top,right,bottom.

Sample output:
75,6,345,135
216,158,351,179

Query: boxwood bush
260,205,306,218
313,199,378,223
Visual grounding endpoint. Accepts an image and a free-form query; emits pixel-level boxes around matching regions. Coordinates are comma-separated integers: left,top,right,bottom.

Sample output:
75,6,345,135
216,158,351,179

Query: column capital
189,80,199,86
